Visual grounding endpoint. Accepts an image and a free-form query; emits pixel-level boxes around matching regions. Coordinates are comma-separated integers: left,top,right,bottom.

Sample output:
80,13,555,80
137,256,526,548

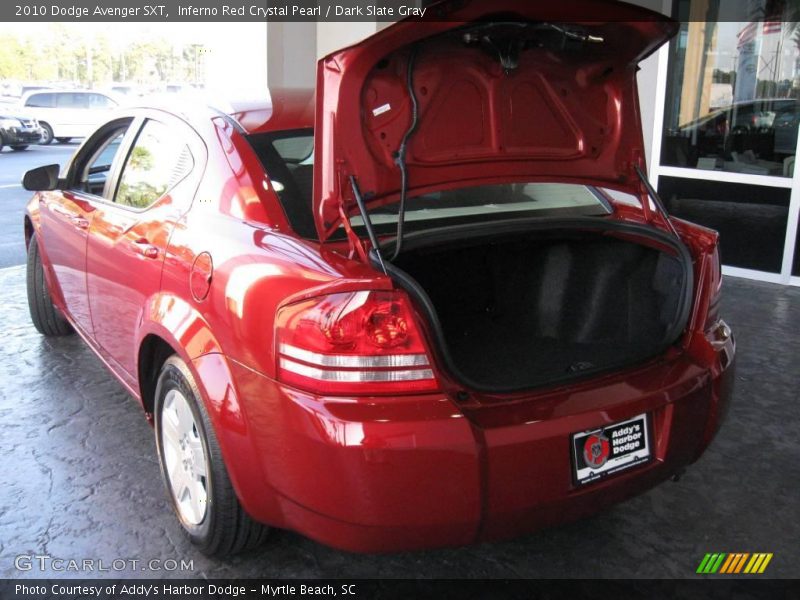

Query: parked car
22,0,735,557
663,98,800,168
0,109,42,151
19,89,119,144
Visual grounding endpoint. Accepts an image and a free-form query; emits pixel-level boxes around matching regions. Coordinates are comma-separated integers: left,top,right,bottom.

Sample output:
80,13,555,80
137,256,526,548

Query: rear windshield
246,131,612,240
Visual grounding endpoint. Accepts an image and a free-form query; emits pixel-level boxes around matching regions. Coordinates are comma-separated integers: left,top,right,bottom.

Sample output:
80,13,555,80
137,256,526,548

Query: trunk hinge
634,165,681,240
348,176,387,274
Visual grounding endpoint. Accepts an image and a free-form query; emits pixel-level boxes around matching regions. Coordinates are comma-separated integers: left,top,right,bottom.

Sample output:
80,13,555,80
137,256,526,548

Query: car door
85,114,202,381
37,118,134,335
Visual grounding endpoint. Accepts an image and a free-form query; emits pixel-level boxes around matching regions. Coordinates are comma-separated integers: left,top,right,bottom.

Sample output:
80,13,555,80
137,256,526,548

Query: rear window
25,93,55,108
246,130,317,239
246,130,612,240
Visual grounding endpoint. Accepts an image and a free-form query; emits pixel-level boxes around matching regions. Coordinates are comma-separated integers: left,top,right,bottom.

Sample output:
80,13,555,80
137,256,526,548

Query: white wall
629,0,671,172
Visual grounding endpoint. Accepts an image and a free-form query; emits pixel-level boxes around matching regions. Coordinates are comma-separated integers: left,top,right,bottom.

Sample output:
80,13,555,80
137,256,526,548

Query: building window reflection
662,0,799,176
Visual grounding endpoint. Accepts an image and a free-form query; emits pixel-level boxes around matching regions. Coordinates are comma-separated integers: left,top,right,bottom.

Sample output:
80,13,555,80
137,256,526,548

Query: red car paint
24,0,735,552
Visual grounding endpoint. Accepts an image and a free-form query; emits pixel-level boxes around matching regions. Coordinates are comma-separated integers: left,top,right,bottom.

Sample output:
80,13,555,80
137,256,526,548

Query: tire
26,236,72,336
154,355,269,556
11,145,29,151
39,123,53,145
56,137,72,144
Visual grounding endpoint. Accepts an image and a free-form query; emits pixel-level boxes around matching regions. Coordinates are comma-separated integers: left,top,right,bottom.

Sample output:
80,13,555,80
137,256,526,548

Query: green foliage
0,25,206,87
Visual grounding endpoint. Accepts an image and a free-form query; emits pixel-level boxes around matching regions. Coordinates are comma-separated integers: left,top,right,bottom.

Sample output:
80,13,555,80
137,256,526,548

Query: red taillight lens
275,290,438,394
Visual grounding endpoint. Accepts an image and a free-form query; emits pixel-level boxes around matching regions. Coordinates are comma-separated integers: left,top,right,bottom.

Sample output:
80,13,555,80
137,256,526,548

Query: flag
738,21,758,48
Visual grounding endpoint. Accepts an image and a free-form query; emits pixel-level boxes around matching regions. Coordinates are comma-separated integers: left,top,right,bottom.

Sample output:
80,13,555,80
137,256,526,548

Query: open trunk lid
313,0,677,242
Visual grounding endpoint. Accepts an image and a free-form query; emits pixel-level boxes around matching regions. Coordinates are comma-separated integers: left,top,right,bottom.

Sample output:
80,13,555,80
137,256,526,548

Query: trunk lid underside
313,0,678,241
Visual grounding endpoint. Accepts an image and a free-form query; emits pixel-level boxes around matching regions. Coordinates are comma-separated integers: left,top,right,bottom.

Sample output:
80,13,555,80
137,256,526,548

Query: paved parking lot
0,260,797,579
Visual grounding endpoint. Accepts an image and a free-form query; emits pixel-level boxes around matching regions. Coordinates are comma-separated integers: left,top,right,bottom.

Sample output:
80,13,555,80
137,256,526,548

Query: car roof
91,89,315,135
227,88,314,134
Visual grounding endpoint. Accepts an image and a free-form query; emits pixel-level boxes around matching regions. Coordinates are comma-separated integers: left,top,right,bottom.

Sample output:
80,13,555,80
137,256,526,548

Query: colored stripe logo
696,553,773,574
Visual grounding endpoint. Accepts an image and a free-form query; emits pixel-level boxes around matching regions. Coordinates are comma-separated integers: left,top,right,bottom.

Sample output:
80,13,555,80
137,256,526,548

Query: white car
19,90,119,144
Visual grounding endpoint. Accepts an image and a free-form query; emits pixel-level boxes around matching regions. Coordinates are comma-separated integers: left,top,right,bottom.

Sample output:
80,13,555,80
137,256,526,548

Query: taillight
275,290,438,395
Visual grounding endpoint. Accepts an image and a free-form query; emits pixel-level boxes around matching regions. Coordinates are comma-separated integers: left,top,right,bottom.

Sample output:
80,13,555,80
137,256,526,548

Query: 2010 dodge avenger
22,0,735,556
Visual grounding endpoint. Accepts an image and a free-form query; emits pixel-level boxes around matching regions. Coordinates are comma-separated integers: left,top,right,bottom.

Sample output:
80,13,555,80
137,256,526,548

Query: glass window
75,127,128,198
357,183,610,229
273,136,313,163
25,93,55,108
658,175,789,273
57,93,90,109
246,130,611,240
661,1,800,176
246,130,317,239
89,94,115,109
115,120,193,209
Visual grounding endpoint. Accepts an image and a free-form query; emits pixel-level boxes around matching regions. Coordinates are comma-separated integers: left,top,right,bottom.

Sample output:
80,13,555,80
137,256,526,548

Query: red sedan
22,0,735,556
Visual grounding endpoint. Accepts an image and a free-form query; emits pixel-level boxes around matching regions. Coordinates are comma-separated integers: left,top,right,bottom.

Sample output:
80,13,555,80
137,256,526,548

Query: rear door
38,118,134,335
55,92,91,137
85,113,202,380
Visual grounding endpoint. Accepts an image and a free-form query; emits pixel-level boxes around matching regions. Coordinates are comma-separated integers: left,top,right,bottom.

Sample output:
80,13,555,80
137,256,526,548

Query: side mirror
22,164,61,192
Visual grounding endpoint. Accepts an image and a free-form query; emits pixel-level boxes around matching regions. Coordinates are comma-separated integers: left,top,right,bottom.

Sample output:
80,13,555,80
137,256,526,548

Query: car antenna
349,175,387,274
634,164,680,240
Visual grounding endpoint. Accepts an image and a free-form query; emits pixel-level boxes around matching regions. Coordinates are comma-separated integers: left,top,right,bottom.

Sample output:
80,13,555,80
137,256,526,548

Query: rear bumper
215,336,734,553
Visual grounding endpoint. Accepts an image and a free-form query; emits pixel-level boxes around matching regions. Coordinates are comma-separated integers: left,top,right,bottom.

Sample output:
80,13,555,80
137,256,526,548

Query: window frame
110,117,196,212
64,117,138,204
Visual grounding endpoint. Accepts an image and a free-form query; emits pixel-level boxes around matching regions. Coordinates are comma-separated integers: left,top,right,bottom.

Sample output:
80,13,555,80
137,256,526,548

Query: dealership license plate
571,414,651,486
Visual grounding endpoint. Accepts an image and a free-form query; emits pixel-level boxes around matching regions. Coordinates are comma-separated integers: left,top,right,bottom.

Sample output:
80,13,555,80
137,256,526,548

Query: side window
25,93,55,108
115,119,193,209
71,124,131,198
89,94,115,109
57,93,89,109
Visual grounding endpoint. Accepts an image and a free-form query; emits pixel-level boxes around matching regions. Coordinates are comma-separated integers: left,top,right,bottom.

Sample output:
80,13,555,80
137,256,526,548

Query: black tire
26,236,72,336
11,145,29,151
56,137,72,144
154,355,269,556
39,123,53,145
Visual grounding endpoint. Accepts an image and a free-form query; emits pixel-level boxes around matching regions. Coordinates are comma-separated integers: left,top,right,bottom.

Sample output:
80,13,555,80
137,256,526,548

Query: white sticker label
372,103,391,117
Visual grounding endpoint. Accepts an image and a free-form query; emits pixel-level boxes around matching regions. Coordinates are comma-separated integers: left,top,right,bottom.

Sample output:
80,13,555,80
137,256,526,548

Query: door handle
132,238,159,259
49,204,72,219
69,216,89,230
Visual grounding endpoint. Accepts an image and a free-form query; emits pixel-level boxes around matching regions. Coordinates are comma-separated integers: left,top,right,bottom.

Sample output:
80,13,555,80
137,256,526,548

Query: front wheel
39,123,53,145
26,236,72,336
154,355,269,556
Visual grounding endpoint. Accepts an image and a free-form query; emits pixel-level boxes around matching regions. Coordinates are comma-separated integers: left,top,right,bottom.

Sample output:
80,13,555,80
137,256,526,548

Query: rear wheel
56,137,72,144
39,123,54,145
11,145,29,151
154,355,269,556
26,236,72,336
